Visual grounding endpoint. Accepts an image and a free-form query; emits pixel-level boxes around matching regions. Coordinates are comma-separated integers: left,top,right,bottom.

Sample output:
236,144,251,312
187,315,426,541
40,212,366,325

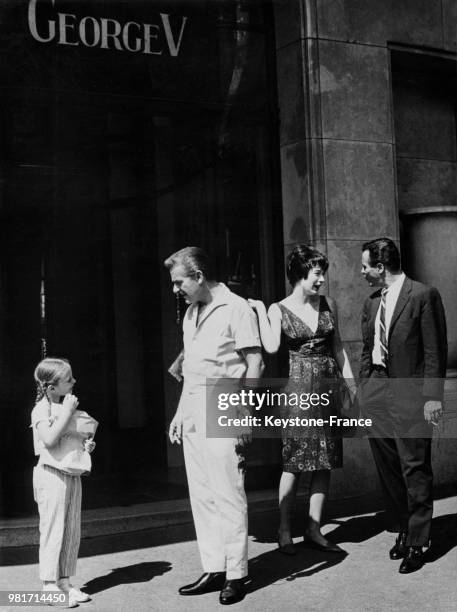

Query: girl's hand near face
62,393,79,413
84,437,96,453
37,394,79,448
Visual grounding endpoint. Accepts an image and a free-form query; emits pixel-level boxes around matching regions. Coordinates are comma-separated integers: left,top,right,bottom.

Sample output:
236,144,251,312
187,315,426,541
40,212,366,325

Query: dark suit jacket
360,276,447,402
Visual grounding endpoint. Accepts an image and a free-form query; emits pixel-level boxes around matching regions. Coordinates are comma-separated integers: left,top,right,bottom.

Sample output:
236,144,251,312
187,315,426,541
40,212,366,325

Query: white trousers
183,431,248,579
33,464,82,581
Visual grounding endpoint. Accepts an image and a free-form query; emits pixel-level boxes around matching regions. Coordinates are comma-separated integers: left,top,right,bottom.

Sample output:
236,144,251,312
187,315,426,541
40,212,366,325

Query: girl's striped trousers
33,464,82,581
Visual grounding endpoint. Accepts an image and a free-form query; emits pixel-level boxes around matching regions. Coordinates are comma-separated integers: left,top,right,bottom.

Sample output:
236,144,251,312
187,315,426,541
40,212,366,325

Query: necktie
379,288,388,366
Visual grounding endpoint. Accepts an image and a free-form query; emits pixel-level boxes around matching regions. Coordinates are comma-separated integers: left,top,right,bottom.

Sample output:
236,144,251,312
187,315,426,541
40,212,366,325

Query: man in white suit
165,246,263,605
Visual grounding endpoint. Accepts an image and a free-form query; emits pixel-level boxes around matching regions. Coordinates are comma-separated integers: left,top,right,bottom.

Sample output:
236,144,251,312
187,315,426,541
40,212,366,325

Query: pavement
1,494,456,612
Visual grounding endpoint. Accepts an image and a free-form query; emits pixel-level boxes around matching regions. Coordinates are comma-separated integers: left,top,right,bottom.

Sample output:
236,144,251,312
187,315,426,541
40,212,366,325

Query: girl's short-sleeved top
31,398,58,458
30,398,98,474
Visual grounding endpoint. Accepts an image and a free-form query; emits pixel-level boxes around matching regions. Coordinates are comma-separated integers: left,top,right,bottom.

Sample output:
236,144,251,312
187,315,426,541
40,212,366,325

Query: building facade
273,0,457,501
0,0,455,517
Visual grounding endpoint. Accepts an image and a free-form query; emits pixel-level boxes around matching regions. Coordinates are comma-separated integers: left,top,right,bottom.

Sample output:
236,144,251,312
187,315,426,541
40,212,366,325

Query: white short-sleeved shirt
181,283,261,393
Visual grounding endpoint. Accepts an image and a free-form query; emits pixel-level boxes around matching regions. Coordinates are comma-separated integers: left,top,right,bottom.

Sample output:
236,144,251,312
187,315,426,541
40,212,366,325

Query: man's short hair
362,237,401,272
164,246,215,280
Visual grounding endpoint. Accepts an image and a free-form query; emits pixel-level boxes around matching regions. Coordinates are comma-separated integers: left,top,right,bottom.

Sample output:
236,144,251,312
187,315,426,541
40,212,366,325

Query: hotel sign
28,0,188,56
2,1,213,102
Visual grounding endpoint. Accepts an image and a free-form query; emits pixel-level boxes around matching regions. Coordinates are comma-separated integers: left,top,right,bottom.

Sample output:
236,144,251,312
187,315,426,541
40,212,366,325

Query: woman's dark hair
164,246,215,280
362,237,401,272
286,245,329,287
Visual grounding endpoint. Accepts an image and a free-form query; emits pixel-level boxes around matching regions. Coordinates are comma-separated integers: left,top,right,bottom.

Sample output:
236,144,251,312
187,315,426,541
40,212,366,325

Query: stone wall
273,0,457,497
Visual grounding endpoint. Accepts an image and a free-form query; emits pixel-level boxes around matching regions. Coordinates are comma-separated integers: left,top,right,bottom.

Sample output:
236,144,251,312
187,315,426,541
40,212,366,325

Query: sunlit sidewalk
1,495,456,612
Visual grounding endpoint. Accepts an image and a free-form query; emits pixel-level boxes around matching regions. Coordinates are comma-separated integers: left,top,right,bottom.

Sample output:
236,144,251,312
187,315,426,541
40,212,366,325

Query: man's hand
424,400,443,426
169,411,183,444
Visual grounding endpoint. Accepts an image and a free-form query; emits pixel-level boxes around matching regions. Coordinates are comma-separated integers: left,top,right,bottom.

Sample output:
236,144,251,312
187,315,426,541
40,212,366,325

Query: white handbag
43,409,98,475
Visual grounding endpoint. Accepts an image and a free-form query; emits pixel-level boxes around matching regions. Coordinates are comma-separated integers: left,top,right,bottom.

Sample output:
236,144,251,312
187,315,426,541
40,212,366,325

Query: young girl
31,358,97,607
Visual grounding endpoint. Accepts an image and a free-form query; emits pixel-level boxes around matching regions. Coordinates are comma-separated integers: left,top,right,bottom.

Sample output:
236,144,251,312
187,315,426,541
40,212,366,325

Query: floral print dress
278,296,343,472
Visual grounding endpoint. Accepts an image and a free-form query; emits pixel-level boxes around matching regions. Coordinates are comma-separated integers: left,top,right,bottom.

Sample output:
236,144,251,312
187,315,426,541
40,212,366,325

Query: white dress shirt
372,273,406,365
181,283,261,394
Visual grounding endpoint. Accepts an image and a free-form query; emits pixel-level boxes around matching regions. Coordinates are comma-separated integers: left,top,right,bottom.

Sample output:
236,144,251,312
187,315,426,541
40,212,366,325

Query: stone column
273,0,397,370
273,0,457,495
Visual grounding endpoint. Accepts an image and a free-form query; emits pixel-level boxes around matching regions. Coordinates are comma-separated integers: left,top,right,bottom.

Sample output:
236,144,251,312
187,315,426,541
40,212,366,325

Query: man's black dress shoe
219,578,246,605
389,531,408,560
179,572,226,595
399,547,425,574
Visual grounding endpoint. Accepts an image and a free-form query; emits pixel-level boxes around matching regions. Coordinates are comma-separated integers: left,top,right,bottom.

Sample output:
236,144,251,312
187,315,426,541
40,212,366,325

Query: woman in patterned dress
249,245,356,554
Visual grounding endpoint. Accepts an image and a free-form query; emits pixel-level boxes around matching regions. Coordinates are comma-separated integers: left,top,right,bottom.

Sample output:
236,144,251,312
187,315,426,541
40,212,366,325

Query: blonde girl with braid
31,358,96,608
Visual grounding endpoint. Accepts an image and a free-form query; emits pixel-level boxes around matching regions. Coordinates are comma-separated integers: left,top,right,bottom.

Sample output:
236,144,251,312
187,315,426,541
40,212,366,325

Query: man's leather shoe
389,531,408,560
179,572,225,595
399,547,425,574
219,579,246,605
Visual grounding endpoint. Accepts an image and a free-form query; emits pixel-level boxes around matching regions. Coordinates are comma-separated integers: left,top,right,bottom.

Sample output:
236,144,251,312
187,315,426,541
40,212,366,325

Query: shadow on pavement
83,561,172,595
246,511,386,593
249,506,386,546
426,513,457,563
319,512,386,544
247,547,346,593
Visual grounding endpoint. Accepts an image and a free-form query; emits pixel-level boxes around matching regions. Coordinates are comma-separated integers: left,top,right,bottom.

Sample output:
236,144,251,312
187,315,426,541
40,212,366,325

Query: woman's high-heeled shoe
303,530,346,554
277,531,296,556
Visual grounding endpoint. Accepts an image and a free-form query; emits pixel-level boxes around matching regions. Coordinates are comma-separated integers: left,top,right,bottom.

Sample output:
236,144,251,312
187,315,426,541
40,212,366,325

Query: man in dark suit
359,237,447,573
